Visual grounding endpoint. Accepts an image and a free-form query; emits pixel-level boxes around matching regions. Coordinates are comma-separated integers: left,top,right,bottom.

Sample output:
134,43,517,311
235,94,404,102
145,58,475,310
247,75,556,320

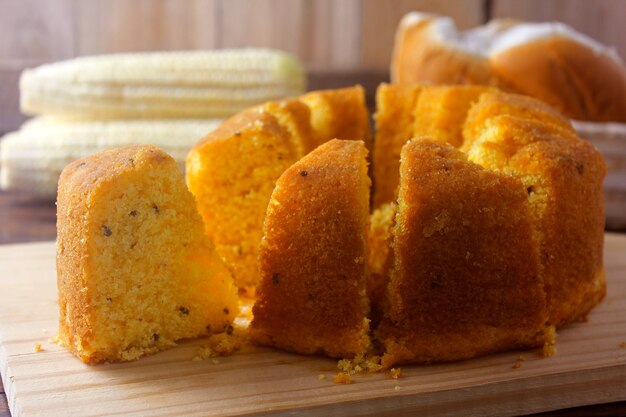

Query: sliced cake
186,86,370,293
57,145,238,364
378,139,548,365
251,140,371,358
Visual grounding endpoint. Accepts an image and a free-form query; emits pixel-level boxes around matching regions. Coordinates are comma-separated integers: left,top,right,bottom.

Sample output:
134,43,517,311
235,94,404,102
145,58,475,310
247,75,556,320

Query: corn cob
0,118,223,199
20,49,306,120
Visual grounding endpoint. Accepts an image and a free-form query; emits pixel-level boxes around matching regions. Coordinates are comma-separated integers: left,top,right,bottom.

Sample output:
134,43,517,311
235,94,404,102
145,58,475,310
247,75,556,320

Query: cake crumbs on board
390,368,401,379
337,354,383,375
542,343,557,357
333,372,351,384
192,328,246,361
34,343,42,352
542,326,557,357
619,341,626,348
332,354,387,384
512,354,527,369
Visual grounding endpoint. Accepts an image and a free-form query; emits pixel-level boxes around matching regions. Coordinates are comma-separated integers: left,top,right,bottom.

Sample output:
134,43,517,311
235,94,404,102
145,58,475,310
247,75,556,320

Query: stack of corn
0,49,306,199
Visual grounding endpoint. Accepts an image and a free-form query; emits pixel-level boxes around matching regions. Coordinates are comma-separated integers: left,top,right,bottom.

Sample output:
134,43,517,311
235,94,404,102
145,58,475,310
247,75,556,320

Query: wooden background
1,0,626,134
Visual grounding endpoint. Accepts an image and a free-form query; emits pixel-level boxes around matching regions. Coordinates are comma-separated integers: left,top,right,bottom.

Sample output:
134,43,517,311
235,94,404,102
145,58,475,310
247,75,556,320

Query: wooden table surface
1,188,625,417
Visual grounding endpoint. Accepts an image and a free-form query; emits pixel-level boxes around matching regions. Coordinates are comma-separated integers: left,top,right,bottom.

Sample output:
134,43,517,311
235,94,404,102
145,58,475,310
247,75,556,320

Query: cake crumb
390,368,401,379
34,343,42,352
193,345,216,361
318,374,326,381
334,372,351,384
542,326,557,357
513,354,526,369
394,385,401,391
619,341,626,348
337,354,383,375
542,343,557,357
211,358,220,364
191,329,245,361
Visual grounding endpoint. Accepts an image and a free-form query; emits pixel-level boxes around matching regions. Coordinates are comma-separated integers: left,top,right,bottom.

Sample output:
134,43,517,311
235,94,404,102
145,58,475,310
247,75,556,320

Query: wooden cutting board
1,235,625,417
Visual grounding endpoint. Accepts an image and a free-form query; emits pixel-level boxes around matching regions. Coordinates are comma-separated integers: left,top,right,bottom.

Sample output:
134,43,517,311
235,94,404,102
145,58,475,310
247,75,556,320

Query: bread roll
392,12,626,122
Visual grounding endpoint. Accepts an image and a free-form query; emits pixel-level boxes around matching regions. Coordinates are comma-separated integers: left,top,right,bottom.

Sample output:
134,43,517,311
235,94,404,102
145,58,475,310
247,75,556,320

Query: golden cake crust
251,140,371,358
377,139,547,365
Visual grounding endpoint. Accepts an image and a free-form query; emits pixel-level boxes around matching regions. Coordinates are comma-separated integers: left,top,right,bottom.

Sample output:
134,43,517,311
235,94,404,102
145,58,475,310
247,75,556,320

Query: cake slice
378,139,548,365
57,145,238,364
186,107,300,294
251,140,371,358
186,86,371,294
467,115,607,326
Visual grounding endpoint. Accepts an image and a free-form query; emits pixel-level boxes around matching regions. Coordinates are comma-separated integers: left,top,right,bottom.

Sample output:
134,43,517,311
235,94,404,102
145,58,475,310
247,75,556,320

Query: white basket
573,120,626,229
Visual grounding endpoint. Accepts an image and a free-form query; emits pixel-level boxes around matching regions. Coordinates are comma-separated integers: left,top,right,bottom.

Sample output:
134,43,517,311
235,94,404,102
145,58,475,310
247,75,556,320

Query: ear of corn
20,49,306,120
0,118,223,198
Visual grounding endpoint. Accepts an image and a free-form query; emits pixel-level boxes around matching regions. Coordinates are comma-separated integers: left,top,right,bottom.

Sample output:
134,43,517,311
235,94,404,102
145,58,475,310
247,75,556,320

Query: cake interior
59,149,237,363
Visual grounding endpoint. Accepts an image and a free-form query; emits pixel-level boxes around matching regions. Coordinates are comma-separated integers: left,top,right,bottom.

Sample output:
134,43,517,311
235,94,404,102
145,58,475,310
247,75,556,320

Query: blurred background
1,0,626,134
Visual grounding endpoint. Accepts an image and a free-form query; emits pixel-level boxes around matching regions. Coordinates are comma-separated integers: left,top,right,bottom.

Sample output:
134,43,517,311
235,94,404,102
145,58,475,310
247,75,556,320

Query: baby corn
20,49,306,120
0,118,223,198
